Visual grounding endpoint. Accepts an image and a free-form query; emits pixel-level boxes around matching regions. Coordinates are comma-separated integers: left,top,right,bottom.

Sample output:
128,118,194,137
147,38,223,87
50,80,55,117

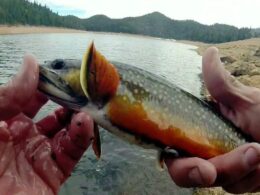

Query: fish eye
51,59,65,69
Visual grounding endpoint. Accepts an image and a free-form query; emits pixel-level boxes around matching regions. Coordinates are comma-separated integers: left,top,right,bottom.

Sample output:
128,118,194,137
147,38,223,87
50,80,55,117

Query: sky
30,0,260,28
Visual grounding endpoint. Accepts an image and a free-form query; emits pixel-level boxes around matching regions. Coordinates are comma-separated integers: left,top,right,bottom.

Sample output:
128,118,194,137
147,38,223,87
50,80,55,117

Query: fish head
39,59,87,110
38,43,120,111
39,43,121,159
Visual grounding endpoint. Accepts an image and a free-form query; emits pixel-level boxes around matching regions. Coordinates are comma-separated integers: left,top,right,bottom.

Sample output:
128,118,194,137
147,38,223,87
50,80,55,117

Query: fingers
0,55,39,120
209,143,260,187
210,143,260,193
25,136,64,194
165,143,260,193
22,91,48,118
0,121,10,142
165,157,216,187
202,47,260,139
36,107,73,137
202,47,253,109
51,112,94,177
223,166,260,194
26,111,93,193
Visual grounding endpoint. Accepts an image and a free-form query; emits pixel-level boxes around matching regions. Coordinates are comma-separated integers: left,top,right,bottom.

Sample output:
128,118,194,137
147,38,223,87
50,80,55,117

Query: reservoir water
0,32,202,195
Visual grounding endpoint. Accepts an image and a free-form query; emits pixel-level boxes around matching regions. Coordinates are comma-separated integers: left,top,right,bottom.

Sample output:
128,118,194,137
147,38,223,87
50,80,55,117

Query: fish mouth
38,66,88,110
38,42,118,110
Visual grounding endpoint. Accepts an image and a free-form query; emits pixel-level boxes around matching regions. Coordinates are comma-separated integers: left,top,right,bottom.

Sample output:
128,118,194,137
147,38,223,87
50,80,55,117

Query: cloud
29,0,88,17
49,4,86,17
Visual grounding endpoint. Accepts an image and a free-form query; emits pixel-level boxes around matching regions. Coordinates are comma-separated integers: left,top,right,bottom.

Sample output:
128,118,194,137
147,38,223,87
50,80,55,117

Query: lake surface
0,32,202,195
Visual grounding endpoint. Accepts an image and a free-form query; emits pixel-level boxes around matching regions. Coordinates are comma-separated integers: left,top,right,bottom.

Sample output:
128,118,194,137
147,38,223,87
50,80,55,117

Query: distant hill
0,0,257,43
0,0,84,29
252,28,260,37
83,12,253,43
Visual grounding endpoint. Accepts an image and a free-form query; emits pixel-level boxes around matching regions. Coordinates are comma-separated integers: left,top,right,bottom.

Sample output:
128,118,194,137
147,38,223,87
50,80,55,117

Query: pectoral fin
92,122,101,159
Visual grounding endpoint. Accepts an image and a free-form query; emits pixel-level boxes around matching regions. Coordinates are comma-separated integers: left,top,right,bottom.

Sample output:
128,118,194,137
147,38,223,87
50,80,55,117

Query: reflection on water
0,32,201,195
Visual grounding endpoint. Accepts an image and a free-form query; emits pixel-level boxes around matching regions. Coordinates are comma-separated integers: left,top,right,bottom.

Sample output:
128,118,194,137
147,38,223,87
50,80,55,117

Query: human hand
165,47,260,194
0,56,94,195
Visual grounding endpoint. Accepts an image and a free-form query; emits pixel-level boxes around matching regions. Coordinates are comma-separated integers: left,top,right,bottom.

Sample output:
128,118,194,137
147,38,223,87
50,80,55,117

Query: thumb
202,47,253,110
0,55,39,120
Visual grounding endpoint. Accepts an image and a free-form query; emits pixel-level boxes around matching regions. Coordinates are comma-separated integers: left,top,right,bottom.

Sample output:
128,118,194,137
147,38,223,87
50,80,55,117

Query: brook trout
38,43,247,162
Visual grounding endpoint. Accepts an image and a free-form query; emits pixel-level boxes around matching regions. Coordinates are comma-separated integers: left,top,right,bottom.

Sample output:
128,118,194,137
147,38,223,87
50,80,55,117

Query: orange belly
107,95,228,159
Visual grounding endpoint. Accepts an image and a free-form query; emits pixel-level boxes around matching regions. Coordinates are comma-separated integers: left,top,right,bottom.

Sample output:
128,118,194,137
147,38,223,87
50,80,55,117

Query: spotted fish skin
105,61,246,158
39,45,247,160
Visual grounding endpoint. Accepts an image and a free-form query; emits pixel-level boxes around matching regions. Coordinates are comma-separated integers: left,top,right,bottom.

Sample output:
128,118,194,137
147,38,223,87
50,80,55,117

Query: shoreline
2,25,260,89
0,25,177,42
0,25,158,37
2,25,260,88
0,25,87,35
2,25,260,90
182,38,260,89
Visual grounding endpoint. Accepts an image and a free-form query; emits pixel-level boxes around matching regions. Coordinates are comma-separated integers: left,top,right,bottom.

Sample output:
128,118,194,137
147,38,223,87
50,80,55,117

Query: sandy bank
0,25,87,35
182,38,260,89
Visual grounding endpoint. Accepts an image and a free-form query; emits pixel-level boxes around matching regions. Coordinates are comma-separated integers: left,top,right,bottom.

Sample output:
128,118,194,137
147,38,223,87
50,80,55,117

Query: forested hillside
252,28,260,37
0,0,85,29
0,0,258,43
83,12,253,43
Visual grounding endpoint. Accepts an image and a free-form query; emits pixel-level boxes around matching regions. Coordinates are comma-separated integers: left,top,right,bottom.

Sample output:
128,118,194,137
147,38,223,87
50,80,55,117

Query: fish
38,42,248,164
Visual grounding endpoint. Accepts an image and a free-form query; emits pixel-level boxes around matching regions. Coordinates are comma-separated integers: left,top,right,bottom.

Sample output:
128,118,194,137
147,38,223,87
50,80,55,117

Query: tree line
0,0,258,43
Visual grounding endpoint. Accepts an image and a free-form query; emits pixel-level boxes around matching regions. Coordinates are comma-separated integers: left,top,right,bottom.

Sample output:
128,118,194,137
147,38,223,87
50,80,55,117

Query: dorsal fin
80,42,120,105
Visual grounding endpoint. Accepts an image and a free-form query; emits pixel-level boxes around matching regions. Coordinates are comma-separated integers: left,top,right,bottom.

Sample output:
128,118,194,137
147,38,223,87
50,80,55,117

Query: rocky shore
183,38,260,89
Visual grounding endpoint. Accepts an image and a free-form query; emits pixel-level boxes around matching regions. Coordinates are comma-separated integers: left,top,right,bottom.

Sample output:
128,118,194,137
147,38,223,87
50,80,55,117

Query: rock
194,187,260,195
249,68,260,76
238,75,260,88
220,56,236,64
255,62,260,67
231,69,247,76
194,187,229,195
255,48,260,57
229,63,255,77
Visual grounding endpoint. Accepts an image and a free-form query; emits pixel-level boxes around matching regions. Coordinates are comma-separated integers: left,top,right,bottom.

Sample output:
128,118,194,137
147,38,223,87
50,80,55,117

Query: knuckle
192,157,203,164
246,143,260,151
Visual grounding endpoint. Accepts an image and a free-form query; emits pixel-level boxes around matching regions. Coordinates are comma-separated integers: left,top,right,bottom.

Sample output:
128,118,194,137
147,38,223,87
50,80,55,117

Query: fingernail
245,147,260,166
188,167,204,185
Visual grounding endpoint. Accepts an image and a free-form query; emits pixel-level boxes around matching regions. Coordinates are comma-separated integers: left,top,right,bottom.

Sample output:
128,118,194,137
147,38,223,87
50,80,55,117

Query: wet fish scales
38,44,247,160
106,62,246,158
